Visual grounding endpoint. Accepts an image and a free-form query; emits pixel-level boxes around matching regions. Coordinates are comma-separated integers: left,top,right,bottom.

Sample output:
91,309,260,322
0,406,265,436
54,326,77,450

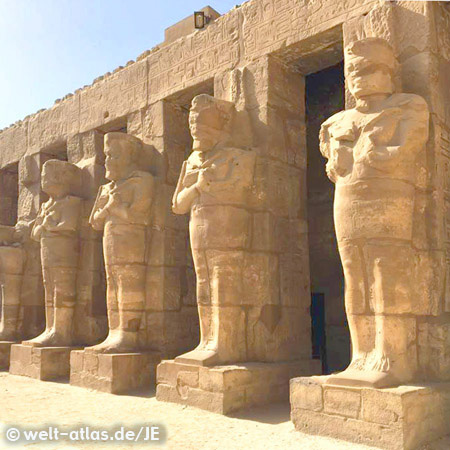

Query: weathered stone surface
79,60,147,133
157,359,319,415
291,376,450,450
9,344,81,380
70,349,160,394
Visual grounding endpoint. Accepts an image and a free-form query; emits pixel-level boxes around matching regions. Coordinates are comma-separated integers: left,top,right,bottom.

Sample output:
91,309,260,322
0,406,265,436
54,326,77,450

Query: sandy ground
0,373,448,450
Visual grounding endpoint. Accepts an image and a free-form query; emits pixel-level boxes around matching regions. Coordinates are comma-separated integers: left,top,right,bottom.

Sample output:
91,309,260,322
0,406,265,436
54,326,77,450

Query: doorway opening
305,61,350,374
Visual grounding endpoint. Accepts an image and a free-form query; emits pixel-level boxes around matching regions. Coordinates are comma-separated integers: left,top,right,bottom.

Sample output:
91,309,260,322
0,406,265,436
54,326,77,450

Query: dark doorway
306,61,350,374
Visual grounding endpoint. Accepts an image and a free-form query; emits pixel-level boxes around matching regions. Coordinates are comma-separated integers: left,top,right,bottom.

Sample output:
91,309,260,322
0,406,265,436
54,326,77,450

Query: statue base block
290,376,450,450
0,341,14,370
70,350,160,394
156,359,321,414
9,344,81,380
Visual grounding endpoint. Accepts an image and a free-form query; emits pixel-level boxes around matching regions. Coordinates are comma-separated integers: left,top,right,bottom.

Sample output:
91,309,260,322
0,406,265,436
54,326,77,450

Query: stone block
70,350,160,394
290,375,450,450
0,341,13,370
323,386,361,418
9,344,81,381
289,377,323,412
157,359,319,415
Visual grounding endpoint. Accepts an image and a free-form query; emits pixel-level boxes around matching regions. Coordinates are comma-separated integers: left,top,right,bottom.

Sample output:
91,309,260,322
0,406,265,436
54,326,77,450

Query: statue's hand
104,191,122,210
326,145,353,180
366,146,400,166
196,169,212,193
93,207,108,222
42,212,59,229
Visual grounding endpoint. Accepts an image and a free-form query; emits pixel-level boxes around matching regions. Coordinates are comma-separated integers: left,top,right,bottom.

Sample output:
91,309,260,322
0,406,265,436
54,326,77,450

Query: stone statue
172,94,256,366
87,132,154,353
320,38,429,387
24,160,82,347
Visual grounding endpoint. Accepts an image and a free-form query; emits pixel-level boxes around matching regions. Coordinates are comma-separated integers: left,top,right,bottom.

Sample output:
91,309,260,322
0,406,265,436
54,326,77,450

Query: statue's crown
345,37,397,73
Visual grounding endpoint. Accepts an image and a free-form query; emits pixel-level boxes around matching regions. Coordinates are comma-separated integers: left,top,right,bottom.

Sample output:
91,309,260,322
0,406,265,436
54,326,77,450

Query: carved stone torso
92,171,154,266
95,171,154,227
183,146,256,251
320,93,429,242
184,147,256,208
34,196,82,268
38,196,82,238
321,93,429,186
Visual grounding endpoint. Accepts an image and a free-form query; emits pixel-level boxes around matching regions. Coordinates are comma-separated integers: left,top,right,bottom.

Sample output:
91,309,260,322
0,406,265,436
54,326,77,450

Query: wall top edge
0,3,244,135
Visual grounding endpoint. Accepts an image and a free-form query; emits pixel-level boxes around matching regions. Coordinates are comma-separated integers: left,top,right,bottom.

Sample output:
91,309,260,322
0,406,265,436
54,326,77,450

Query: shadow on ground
228,401,290,424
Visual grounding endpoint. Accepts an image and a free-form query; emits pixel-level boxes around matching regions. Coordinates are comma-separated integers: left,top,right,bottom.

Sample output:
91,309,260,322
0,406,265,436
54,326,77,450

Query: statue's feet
22,330,73,348
85,331,138,354
325,368,400,388
175,347,220,367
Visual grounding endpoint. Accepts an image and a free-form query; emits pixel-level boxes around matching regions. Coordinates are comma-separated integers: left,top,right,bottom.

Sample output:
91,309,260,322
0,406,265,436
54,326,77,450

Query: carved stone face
189,95,233,151
41,161,70,198
104,137,132,181
344,38,397,100
346,63,394,99
189,107,225,151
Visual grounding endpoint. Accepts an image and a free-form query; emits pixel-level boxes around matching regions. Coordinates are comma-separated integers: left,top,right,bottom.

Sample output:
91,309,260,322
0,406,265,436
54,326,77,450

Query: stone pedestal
9,344,80,380
0,341,14,370
157,359,321,414
290,376,450,450
70,350,160,394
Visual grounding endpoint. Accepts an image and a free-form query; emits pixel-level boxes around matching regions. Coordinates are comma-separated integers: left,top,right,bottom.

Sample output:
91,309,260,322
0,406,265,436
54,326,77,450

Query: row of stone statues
0,37,432,390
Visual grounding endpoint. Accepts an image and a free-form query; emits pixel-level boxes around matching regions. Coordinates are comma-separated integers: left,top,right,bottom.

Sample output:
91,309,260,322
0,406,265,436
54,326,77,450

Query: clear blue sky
0,0,239,129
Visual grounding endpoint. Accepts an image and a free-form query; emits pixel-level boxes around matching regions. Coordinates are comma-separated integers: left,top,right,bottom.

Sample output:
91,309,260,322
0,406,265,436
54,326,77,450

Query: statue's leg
22,265,55,345
116,263,146,350
50,266,77,345
0,248,24,341
326,241,376,386
20,240,44,339
176,207,248,366
208,249,246,365
175,248,216,365
89,224,148,353
86,263,121,352
194,249,211,350
340,242,373,364
176,211,220,366
106,264,119,334
89,262,146,354
366,241,417,386
24,265,77,346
